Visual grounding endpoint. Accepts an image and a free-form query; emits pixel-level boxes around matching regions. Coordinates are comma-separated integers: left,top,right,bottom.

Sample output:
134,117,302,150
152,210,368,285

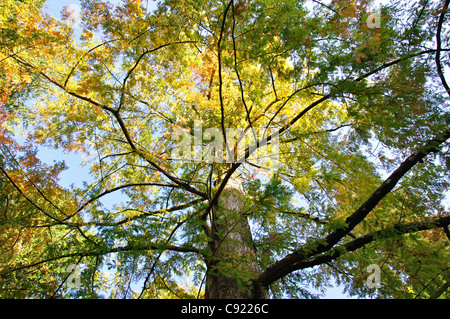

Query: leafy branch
253,127,450,292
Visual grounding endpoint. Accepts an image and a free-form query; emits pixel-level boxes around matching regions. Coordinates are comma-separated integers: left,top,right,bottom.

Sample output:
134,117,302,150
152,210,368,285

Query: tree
0,0,449,299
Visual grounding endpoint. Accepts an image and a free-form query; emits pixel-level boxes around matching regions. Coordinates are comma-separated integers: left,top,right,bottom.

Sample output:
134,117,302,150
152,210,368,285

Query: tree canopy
0,0,449,299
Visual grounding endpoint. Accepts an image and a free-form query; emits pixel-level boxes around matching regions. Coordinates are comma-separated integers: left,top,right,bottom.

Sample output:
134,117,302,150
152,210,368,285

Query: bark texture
205,174,263,299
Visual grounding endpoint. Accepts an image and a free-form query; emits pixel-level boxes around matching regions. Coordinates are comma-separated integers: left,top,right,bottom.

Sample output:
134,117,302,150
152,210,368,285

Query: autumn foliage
0,0,449,299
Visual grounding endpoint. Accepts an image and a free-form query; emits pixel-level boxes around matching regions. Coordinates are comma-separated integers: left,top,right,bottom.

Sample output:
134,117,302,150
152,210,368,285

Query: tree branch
77,182,179,213
136,150,208,199
253,127,450,289
64,39,120,88
267,49,450,147
231,0,255,143
0,241,200,278
278,211,327,225
12,54,208,200
281,215,450,275
218,0,234,159
204,49,450,235
12,56,117,113
435,0,450,98
0,165,68,226
117,41,197,112
85,197,205,227
0,165,96,244
252,215,450,296
429,280,450,299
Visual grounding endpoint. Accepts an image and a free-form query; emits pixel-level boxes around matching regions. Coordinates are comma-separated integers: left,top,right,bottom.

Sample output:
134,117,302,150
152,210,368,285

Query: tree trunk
205,173,265,299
